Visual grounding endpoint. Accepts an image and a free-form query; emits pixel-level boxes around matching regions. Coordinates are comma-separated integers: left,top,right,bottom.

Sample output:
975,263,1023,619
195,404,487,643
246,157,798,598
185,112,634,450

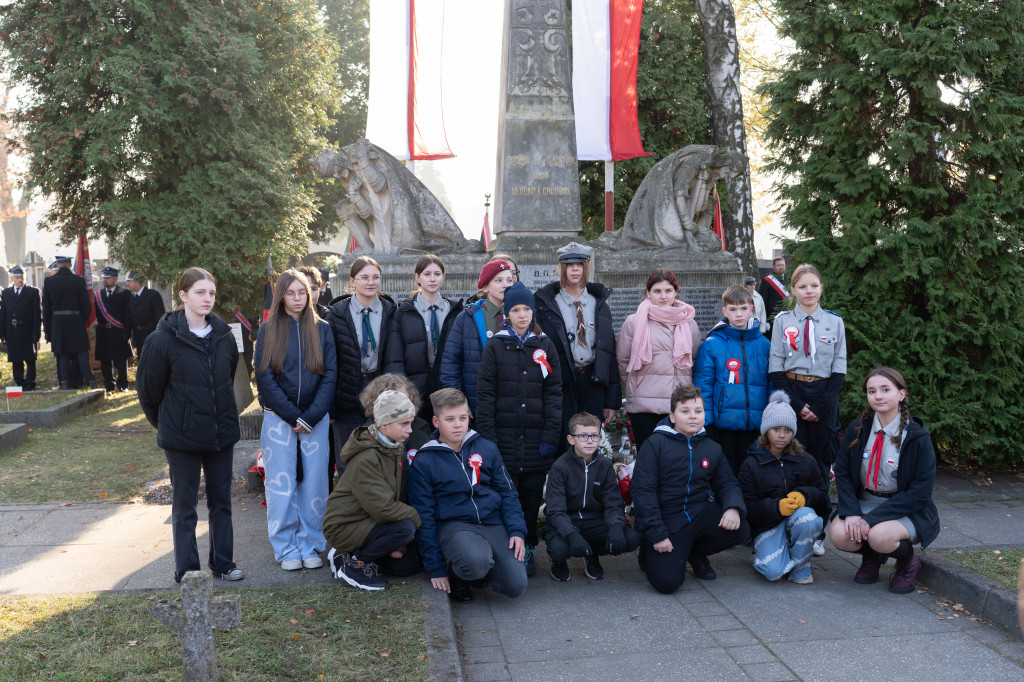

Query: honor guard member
759,257,789,332
42,256,97,389
534,241,621,437
0,265,42,390
126,272,166,360
94,266,133,391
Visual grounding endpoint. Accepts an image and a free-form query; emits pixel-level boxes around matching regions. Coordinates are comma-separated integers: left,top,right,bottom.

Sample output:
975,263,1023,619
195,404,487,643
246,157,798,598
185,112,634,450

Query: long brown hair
257,269,324,375
176,267,215,296
847,366,910,452
413,254,445,297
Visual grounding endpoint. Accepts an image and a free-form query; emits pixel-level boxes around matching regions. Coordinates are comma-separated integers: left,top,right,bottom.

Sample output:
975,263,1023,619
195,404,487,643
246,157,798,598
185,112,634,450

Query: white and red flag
366,0,453,160
571,0,650,162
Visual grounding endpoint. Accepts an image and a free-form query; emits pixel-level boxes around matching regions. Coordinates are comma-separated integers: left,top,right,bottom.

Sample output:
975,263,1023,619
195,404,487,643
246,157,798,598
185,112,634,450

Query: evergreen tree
0,0,340,312
761,0,1024,465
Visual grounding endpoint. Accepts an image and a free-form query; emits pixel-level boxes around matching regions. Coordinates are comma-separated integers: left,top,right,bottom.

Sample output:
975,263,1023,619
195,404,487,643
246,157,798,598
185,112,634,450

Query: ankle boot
854,546,884,584
888,553,920,594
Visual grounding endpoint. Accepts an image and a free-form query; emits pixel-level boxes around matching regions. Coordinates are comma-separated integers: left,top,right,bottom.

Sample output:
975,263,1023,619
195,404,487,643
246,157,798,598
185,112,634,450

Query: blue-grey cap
125,272,136,281
53,256,72,265
556,241,593,263
9,265,24,275
101,266,119,278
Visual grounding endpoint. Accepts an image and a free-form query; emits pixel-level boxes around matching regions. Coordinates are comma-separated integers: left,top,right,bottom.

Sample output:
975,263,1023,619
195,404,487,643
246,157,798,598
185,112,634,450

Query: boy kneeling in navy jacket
545,412,640,582
407,388,528,603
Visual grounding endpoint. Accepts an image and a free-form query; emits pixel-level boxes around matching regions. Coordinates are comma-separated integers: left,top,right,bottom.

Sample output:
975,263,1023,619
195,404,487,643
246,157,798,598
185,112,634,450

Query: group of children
316,262,938,598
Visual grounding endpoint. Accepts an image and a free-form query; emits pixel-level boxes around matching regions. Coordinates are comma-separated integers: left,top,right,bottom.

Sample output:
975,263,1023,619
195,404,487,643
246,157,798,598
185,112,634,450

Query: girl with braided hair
829,367,939,593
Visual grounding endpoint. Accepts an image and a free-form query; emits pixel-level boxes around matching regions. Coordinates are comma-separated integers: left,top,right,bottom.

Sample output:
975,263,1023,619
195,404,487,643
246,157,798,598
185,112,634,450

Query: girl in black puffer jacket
136,267,242,584
256,269,338,572
476,282,562,576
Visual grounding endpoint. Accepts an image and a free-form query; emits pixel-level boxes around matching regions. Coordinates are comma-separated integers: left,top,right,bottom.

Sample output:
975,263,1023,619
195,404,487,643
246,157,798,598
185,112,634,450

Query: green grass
0,350,63,391
942,548,1023,590
0,392,165,502
0,389,91,411
0,582,429,681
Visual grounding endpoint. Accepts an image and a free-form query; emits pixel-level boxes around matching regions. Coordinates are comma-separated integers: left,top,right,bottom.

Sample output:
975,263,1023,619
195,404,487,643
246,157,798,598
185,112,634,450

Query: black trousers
164,446,236,582
642,501,750,594
560,369,611,439
101,358,129,390
714,428,762,477
509,470,547,547
788,380,841,484
355,519,421,576
12,357,36,388
545,517,641,562
630,412,668,452
59,351,95,388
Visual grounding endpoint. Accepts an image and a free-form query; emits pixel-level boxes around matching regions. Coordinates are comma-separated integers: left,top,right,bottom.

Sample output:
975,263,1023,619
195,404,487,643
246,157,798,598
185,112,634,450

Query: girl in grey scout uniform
768,263,847,491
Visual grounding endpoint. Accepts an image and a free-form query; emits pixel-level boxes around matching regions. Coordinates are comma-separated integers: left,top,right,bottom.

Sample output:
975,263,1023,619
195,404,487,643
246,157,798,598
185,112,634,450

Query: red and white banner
366,0,453,161
74,234,96,327
572,0,649,162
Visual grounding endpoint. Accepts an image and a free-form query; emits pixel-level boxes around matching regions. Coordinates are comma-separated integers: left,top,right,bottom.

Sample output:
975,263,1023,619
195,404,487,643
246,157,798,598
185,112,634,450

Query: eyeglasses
284,291,307,299
569,433,601,442
354,275,382,283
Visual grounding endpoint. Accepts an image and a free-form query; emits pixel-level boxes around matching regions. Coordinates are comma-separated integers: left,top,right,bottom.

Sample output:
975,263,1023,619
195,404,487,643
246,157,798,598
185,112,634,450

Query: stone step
0,423,28,451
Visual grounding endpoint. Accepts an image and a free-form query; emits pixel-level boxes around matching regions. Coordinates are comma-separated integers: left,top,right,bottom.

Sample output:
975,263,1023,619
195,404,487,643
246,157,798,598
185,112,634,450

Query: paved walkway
451,468,1024,681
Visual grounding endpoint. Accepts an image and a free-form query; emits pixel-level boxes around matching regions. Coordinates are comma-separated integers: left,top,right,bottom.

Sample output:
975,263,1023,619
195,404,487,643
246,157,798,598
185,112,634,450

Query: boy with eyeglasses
543,412,640,582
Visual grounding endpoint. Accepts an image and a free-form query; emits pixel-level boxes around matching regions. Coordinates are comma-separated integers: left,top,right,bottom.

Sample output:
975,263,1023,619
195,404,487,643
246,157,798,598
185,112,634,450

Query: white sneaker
812,540,826,556
303,555,324,569
281,559,304,571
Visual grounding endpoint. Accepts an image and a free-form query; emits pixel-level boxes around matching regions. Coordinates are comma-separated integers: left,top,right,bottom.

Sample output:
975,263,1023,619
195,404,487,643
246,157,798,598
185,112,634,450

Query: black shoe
87,381,98,390
524,545,536,577
550,561,570,582
689,555,716,580
448,574,473,603
470,577,489,588
584,555,604,581
336,553,387,591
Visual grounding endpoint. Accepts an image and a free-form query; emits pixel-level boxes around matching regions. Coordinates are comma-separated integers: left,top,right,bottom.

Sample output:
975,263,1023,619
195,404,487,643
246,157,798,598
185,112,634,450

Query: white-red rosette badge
726,358,742,384
532,348,552,378
783,325,799,351
468,453,483,485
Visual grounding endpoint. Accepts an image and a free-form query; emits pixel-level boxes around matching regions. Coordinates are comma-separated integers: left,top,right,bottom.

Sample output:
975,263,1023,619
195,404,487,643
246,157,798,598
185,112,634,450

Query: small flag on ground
6,386,22,398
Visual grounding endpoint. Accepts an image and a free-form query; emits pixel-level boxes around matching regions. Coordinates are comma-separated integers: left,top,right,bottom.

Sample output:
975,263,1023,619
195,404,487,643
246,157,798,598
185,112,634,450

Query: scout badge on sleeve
532,348,552,378
726,358,742,384
468,453,483,485
783,325,799,351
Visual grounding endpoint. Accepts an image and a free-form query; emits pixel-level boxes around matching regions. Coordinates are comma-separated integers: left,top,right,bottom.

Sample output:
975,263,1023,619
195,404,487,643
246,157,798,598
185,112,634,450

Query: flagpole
604,161,615,232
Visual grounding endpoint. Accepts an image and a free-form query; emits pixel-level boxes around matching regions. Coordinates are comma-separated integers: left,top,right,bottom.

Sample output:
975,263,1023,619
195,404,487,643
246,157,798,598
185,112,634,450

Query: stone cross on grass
153,570,241,682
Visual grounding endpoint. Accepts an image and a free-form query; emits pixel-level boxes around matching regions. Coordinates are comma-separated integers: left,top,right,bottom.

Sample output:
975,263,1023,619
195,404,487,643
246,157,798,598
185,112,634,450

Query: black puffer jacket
738,443,829,539
545,450,627,539
475,328,562,474
382,294,463,404
534,282,620,409
136,310,240,453
328,293,396,418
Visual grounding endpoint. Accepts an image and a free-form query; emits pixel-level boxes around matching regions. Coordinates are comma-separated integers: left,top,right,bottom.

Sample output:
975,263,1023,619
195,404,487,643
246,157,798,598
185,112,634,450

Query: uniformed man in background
125,272,165,360
42,256,96,389
0,265,42,390
94,266,133,391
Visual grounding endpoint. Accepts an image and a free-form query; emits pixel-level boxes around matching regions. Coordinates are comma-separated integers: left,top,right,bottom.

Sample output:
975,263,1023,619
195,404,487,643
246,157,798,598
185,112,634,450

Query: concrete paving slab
0,508,52,544
740,661,797,681
507,647,749,681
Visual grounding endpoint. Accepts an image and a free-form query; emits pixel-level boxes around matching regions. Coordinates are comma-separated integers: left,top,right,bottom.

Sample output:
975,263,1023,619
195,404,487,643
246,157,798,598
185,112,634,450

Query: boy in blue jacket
407,388,528,603
631,384,750,594
694,285,771,476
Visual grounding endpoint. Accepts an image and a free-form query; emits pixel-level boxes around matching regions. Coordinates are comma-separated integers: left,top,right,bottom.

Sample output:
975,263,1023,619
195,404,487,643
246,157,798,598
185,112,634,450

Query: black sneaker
524,545,536,577
336,553,387,591
449,574,473,603
689,554,716,580
584,555,604,580
550,561,570,582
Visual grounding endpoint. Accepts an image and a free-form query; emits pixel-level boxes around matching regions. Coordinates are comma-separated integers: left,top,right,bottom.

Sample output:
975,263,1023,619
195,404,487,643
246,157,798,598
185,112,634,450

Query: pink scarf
627,298,696,372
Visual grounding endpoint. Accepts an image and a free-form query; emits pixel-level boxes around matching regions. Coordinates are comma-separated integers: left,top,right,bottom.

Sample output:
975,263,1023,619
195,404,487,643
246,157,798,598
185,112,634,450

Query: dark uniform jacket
0,284,41,363
382,294,464,406
327,293,396,419
129,287,166,354
42,268,91,354
94,285,133,362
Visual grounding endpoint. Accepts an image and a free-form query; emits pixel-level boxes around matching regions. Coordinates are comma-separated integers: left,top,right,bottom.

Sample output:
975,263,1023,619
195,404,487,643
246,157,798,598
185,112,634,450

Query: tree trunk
694,0,756,274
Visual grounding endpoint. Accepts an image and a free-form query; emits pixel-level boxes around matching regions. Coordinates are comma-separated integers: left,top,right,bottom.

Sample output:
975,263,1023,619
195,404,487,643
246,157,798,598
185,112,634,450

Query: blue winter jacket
693,317,771,432
438,300,491,414
255,317,338,431
407,429,526,578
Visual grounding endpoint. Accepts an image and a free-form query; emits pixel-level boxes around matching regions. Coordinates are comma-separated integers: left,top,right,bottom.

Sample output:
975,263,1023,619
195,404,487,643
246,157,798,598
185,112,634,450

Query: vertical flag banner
367,0,454,160
712,186,726,250
479,211,492,250
74,234,96,326
572,0,649,162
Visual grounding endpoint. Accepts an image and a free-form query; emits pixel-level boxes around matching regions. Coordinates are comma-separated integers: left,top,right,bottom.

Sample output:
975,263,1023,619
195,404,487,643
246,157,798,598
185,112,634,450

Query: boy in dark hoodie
631,384,750,594
544,412,640,582
407,388,528,603
322,391,422,591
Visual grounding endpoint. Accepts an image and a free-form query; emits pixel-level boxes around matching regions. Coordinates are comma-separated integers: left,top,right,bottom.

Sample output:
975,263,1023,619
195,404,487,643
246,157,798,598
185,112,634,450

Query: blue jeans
752,507,823,582
262,411,330,562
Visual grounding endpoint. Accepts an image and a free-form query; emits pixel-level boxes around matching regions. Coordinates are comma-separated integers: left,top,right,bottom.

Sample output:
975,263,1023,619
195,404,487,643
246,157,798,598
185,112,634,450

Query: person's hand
510,535,525,562
389,550,404,559
844,515,870,543
603,408,617,424
292,423,309,434
538,442,557,458
653,538,674,553
606,525,627,555
779,496,799,517
799,405,819,422
787,491,806,509
431,577,450,593
719,508,741,530
567,532,592,557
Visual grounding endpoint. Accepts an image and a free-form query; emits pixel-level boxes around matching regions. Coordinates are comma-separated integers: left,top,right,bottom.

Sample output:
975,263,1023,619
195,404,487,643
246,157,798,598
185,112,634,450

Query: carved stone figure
310,140,481,255
596,145,748,252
